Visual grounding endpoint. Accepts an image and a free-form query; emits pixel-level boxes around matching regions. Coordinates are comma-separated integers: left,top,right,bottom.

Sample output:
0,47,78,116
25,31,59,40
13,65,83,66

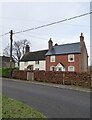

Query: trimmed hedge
1,68,10,78
12,70,91,88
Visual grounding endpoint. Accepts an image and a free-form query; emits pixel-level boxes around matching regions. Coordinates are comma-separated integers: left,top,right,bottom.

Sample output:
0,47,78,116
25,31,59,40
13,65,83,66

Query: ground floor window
68,66,75,71
50,66,55,71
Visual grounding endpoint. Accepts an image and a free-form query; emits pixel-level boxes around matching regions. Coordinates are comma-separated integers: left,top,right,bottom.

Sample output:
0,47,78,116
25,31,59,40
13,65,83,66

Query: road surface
2,78,90,118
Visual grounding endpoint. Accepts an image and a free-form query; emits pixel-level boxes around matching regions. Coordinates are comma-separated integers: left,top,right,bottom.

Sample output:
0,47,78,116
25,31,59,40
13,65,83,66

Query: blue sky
0,1,91,65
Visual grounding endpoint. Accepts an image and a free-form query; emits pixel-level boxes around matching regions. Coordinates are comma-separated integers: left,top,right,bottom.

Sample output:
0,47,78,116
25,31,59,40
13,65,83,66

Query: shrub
1,68,10,78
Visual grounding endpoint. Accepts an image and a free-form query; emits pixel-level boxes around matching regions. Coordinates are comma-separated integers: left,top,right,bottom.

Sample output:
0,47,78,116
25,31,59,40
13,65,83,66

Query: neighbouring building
0,56,15,68
20,33,88,72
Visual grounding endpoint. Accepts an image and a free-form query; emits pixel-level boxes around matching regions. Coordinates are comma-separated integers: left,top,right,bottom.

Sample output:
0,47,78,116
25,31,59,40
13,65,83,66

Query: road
2,78,90,118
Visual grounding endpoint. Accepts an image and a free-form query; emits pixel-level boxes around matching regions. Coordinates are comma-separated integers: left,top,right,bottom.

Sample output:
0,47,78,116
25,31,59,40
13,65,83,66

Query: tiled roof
46,42,81,56
20,42,81,62
20,50,48,61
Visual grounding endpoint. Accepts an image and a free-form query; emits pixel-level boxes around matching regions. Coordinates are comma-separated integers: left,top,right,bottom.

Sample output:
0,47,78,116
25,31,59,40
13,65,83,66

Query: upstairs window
35,61,39,64
68,54,74,62
50,56,55,62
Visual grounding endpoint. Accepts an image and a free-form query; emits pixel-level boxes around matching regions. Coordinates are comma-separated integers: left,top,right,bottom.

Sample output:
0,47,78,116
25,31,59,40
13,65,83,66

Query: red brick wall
46,54,81,72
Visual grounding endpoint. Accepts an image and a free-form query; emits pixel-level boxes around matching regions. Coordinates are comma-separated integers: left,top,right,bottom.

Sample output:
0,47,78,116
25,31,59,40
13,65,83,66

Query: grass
2,96,47,119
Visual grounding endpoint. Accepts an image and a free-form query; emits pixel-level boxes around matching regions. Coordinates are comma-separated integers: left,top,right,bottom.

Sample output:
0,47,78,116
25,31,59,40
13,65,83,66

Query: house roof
20,42,81,62
0,56,15,62
46,42,81,56
20,50,48,62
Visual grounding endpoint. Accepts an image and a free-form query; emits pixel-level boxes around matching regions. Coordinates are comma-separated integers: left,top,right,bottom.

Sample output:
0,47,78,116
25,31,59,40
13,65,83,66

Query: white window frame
50,56,55,62
68,66,75,71
35,61,39,64
68,54,74,62
50,66,55,71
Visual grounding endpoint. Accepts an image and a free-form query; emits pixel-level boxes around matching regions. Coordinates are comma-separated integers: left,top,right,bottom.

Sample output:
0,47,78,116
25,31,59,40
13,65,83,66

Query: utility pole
10,30,13,79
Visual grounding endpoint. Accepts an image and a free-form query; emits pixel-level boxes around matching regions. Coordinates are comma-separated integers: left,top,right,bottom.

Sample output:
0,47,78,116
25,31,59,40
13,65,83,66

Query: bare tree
3,44,10,56
3,39,31,67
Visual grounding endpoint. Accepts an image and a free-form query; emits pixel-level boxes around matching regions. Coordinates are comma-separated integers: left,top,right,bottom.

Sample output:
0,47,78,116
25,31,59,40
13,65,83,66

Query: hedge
1,68,10,78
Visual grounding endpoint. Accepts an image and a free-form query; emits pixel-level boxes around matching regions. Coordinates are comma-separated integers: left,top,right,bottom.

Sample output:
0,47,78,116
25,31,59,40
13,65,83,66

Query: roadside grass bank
2,96,47,119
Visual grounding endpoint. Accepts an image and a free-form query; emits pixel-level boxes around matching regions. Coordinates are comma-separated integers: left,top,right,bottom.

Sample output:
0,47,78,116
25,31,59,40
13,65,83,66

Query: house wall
19,60,46,70
2,61,15,68
80,42,88,72
46,54,81,72
80,34,88,72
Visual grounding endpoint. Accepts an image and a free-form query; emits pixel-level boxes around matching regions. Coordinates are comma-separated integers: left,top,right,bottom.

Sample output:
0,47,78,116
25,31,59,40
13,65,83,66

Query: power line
0,32,9,37
1,12,91,37
14,12,92,34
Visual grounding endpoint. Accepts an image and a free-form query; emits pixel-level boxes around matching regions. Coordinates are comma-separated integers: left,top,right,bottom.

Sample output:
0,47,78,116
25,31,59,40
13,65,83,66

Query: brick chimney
80,33,88,72
48,38,53,49
25,45,30,53
80,33,84,43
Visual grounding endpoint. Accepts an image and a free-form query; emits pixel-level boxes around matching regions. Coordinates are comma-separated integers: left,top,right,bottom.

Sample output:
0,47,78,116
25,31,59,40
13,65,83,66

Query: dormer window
68,54,74,62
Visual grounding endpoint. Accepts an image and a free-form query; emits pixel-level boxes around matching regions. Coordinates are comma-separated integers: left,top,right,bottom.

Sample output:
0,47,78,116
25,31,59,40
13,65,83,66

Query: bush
1,68,10,78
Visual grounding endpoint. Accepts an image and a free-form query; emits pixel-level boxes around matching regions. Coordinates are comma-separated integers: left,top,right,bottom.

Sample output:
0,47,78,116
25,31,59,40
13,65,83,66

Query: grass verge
2,96,47,119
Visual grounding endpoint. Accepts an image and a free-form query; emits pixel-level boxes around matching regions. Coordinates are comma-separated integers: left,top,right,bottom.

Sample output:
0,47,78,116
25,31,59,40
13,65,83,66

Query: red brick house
20,33,88,72
46,33,88,72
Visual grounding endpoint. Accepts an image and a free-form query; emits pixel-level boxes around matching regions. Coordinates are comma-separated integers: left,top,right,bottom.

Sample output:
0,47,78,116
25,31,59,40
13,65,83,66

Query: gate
27,71,34,81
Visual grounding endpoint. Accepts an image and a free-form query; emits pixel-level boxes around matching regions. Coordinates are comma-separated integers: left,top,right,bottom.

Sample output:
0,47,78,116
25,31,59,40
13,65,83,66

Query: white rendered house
19,49,48,71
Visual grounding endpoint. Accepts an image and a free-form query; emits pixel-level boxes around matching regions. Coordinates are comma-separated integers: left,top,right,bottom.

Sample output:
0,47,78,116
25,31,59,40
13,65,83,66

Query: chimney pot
80,32,84,42
25,45,30,53
81,33,84,37
48,38,53,49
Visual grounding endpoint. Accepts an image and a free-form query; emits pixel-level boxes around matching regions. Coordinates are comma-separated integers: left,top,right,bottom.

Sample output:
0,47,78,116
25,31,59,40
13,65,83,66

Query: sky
0,1,91,65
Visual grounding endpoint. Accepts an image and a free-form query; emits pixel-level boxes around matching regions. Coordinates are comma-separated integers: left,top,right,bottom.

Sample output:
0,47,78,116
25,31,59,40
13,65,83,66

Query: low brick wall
12,70,91,88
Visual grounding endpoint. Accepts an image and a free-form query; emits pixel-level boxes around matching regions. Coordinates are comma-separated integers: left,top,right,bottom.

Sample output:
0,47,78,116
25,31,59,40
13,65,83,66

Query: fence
12,70,91,88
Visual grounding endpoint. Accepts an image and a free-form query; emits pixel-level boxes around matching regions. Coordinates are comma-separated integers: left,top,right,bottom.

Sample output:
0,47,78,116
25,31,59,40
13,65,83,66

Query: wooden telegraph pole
10,30,13,79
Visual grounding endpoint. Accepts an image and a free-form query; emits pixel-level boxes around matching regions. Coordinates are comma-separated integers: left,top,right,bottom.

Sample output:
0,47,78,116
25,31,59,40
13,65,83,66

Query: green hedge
0,68,10,78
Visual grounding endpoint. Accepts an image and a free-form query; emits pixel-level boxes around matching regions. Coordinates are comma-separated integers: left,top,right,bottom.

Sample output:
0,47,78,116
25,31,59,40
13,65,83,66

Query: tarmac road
2,78,90,118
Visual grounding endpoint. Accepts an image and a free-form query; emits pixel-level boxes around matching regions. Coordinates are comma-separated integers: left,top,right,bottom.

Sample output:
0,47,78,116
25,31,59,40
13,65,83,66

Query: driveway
2,78,90,118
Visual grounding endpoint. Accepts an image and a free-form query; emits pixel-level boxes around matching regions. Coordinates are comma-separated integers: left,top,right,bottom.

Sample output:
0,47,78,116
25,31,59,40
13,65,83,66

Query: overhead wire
1,12,92,37
0,32,9,37
14,12,92,34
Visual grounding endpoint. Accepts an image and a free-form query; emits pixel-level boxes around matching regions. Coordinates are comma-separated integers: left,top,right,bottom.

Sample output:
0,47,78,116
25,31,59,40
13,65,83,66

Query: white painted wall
19,60,46,70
